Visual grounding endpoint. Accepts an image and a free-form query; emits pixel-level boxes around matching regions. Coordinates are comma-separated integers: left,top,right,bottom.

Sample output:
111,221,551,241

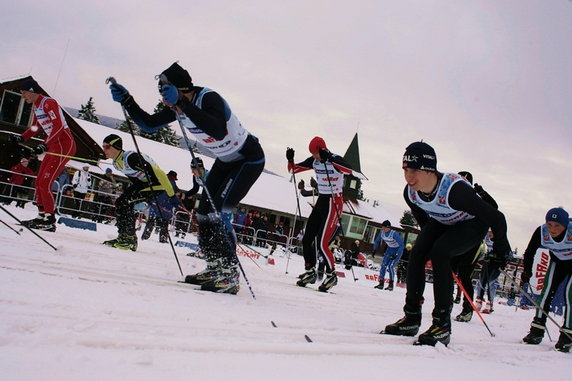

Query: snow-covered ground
0,205,569,381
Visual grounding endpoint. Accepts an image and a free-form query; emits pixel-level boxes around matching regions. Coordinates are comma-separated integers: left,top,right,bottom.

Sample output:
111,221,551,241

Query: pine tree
400,210,418,227
77,97,100,124
116,119,139,135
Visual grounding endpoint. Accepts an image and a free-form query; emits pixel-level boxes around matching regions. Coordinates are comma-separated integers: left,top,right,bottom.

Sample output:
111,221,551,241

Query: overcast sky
2,0,571,251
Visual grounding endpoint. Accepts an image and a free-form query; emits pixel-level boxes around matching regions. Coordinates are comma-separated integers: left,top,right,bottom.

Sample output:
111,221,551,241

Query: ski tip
271,321,277,328
304,334,313,343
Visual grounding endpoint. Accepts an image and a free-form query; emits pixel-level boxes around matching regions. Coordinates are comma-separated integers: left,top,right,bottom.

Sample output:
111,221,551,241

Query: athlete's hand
319,148,331,163
521,270,531,284
286,148,295,163
490,250,510,270
160,84,179,106
297,179,305,190
110,83,130,103
8,135,23,145
310,177,318,189
33,143,47,155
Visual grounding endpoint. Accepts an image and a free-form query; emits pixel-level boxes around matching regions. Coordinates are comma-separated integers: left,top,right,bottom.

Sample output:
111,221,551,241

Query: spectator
71,165,92,218
2,158,35,207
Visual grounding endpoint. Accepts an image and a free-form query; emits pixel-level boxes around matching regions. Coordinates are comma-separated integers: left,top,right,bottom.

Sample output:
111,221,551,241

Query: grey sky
2,0,570,250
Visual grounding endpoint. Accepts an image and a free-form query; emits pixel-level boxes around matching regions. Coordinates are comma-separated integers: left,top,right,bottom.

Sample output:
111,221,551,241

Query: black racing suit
404,173,511,320
121,88,265,266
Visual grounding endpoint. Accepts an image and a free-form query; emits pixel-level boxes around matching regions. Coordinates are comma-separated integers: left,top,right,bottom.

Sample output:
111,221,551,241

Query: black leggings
451,243,482,311
196,156,265,265
406,218,488,314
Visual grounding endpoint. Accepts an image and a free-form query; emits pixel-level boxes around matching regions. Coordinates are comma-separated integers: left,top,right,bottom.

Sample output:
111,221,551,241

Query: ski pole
105,76,184,277
500,268,571,342
172,108,256,300
286,156,303,275
0,217,22,235
17,143,100,164
451,271,495,337
350,263,358,282
0,205,57,251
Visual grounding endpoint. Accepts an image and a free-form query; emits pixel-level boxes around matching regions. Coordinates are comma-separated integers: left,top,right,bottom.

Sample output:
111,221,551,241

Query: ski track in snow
0,206,570,381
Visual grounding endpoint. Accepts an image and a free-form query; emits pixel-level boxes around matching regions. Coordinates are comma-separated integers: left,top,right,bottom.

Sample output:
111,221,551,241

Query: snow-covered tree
77,97,100,124
400,210,418,227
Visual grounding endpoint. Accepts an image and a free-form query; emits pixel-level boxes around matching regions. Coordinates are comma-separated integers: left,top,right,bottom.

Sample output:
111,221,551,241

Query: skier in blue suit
373,220,404,291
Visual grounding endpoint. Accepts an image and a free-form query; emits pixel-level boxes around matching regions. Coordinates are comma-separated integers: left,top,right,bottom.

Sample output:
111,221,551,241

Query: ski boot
416,312,451,346
382,307,421,336
318,270,338,292
454,308,473,322
296,268,317,287
21,212,46,227
522,319,545,345
200,265,240,294
385,280,394,291
554,328,572,353
28,213,56,232
474,297,483,311
184,260,222,285
481,301,494,314
103,235,138,251
374,281,385,289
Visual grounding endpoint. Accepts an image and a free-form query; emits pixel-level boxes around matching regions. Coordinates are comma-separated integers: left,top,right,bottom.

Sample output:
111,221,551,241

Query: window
0,90,32,126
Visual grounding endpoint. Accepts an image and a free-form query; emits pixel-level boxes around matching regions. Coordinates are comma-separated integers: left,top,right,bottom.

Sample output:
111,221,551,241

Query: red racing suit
21,95,76,214
288,154,353,271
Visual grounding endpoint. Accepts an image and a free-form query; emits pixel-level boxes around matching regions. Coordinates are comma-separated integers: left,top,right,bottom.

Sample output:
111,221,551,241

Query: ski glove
110,83,130,103
160,84,179,106
33,144,47,155
310,177,318,189
190,157,204,170
9,135,23,144
319,148,332,163
521,270,531,284
490,250,510,270
298,179,305,190
286,147,295,163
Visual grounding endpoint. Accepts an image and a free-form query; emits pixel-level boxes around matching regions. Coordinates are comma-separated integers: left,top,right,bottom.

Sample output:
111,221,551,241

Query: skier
521,207,572,353
474,230,504,314
286,136,354,292
101,134,175,251
373,220,404,291
109,62,265,294
8,79,77,231
451,170,499,322
382,141,511,346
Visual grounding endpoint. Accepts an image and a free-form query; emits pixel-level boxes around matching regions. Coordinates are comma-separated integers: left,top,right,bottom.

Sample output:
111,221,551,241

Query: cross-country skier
521,207,572,353
286,137,354,292
474,230,504,314
373,220,404,291
382,141,511,346
451,171,499,322
108,62,265,294
8,79,77,231
101,134,175,251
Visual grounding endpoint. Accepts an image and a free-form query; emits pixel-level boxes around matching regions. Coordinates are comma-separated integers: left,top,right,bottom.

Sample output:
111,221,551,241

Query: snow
1,205,570,381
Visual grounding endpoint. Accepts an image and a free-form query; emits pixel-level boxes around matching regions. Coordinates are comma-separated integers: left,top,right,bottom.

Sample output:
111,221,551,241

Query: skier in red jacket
9,79,77,231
